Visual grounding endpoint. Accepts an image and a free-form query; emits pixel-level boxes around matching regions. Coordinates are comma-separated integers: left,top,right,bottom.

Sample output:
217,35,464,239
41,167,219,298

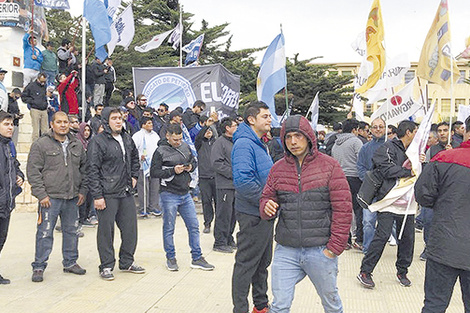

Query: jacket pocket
102,175,121,194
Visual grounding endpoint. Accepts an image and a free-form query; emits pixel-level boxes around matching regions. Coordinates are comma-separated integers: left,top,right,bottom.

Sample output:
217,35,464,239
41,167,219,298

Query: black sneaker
32,269,44,283
166,258,179,271
0,274,10,284
63,263,86,275
357,272,375,288
203,226,211,234
213,245,234,253
397,274,412,287
121,263,145,274
191,257,215,271
419,250,427,261
100,268,114,281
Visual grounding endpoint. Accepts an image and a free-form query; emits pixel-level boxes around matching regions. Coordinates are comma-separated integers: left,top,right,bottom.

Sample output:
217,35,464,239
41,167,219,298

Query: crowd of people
0,32,469,313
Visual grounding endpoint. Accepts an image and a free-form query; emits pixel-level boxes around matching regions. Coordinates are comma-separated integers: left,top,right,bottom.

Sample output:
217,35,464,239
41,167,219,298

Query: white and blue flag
34,0,70,10
84,0,112,62
183,34,204,65
107,5,135,56
307,91,320,131
257,33,286,127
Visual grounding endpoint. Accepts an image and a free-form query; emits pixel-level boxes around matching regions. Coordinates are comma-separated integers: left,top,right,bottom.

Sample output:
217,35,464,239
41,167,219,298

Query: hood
100,107,115,134
335,133,357,146
280,115,317,158
233,122,266,150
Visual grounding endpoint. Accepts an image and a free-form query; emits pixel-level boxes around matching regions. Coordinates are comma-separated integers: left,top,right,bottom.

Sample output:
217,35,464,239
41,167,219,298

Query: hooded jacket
57,73,79,115
23,33,43,71
259,115,352,255
0,135,23,218
232,122,273,216
415,140,470,271
331,132,363,177
87,107,140,199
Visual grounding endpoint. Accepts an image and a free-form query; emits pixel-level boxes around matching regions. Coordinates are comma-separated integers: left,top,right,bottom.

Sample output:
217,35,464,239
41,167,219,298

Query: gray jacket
27,131,87,200
331,133,363,177
210,135,234,189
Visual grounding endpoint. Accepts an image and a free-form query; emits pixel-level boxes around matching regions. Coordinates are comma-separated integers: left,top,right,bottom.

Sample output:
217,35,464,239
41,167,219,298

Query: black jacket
210,135,234,190
428,141,460,159
415,141,470,271
150,139,197,195
87,108,140,199
0,135,23,218
195,126,216,179
8,95,21,126
371,138,412,201
91,61,106,85
182,108,199,130
21,80,47,110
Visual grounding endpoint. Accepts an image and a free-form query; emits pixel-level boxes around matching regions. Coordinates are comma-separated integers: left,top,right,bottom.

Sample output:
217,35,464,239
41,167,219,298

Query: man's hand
141,155,146,161
16,176,24,187
174,164,185,174
419,153,426,163
132,177,137,188
32,55,37,60
94,198,106,210
40,196,51,208
445,144,453,150
184,164,192,172
77,193,85,206
323,248,337,259
263,199,279,217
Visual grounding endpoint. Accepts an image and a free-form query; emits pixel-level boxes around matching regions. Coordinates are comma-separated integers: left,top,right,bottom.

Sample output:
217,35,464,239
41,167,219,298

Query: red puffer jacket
260,115,352,256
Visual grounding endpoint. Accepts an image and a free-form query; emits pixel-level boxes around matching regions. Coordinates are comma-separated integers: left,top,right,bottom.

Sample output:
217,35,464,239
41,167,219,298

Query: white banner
457,105,470,123
108,5,135,56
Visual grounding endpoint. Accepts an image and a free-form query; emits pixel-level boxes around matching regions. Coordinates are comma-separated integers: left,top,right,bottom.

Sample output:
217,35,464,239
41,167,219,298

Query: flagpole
417,77,427,114
81,16,87,122
179,5,183,67
30,0,35,51
280,24,289,119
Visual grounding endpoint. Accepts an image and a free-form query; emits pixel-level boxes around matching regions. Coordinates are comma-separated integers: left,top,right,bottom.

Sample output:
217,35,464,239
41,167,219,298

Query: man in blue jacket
231,101,274,313
23,28,43,87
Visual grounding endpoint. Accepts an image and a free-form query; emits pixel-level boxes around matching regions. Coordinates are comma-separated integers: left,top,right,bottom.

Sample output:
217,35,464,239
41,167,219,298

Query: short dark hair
166,123,182,135
452,121,463,132
332,122,342,131
437,121,449,129
11,88,21,94
136,94,146,102
38,72,47,79
358,121,370,130
465,116,470,133
244,101,269,124
342,119,360,133
143,107,153,114
61,38,70,46
396,120,417,138
0,111,13,123
159,103,169,111
140,116,153,127
51,111,68,122
193,100,206,110
169,110,182,121
46,41,54,47
220,117,235,134
388,125,398,134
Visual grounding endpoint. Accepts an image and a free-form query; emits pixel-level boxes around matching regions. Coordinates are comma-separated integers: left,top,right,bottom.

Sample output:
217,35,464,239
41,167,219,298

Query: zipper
8,146,14,210
295,159,302,245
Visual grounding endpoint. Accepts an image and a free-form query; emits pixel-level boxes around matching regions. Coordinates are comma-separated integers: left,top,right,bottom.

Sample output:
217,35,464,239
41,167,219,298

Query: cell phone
210,107,216,114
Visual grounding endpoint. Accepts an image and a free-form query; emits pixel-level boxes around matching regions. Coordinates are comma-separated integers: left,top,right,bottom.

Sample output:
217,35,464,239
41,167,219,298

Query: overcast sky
70,0,470,64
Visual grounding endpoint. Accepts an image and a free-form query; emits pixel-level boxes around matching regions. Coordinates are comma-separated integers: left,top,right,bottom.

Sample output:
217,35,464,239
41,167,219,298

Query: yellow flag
356,0,385,94
417,0,460,90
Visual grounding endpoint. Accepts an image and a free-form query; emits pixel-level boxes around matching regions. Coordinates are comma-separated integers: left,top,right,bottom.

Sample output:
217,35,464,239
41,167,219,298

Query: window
341,70,352,76
441,99,451,115
365,102,372,112
455,99,465,112
457,70,466,83
404,70,415,84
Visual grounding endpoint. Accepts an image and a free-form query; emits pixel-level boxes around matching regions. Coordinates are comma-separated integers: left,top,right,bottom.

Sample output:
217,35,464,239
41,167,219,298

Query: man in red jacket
57,70,79,115
260,115,352,313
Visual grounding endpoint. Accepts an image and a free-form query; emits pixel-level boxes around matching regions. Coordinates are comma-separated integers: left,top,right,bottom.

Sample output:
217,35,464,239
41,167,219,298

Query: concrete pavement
0,211,464,313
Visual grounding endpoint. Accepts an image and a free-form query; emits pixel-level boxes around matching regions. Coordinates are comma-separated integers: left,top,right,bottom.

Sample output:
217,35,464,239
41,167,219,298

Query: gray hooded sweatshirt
331,133,363,177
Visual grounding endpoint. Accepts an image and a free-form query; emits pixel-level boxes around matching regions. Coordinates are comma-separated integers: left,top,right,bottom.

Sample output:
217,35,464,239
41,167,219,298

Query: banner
34,0,69,10
0,0,48,39
135,29,173,53
133,64,240,117
370,78,423,125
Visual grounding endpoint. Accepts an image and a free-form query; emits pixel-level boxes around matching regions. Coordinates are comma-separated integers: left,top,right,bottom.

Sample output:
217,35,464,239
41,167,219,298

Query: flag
307,92,320,130
107,5,135,56
135,29,173,53
356,0,385,94
352,93,365,121
84,0,112,62
257,33,286,127
168,23,182,50
34,0,69,10
370,78,423,125
142,137,150,177
417,0,460,90
105,0,121,22
183,34,205,65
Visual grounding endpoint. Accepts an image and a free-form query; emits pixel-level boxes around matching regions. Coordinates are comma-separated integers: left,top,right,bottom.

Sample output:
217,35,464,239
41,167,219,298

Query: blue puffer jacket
23,33,43,71
356,135,385,181
232,122,273,216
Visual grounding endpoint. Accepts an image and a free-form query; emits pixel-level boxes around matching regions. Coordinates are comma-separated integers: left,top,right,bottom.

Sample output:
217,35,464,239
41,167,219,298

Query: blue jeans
32,198,79,270
271,244,343,313
160,191,202,261
362,208,377,254
43,70,57,87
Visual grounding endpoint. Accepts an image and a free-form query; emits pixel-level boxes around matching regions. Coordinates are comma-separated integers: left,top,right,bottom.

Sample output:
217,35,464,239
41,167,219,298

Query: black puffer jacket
87,108,140,199
0,135,23,218
151,138,197,195
21,80,47,110
371,138,412,201
415,141,470,271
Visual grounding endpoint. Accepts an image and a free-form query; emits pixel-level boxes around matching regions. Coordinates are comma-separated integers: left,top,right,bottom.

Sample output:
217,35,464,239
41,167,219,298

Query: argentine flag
257,33,287,127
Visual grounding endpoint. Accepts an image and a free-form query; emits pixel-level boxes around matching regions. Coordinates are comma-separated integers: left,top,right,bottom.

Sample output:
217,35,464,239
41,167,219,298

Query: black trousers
78,191,94,224
199,178,216,227
361,212,415,276
422,258,470,313
0,215,10,254
347,176,363,243
213,189,236,247
104,82,114,106
232,212,274,313
96,195,138,271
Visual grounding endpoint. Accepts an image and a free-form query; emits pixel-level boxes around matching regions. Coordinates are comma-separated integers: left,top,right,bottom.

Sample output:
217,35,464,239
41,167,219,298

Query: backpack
357,169,383,209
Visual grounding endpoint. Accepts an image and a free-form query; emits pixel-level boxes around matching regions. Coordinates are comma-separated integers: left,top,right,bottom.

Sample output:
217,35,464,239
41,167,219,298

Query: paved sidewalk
0,211,464,313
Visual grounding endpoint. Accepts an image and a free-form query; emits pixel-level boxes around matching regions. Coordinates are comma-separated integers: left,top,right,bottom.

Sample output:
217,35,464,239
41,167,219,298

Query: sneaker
419,250,427,261
32,269,44,283
0,274,10,285
55,225,62,232
149,209,162,216
357,272,375,288
77,225,85,238
203,226,211,234
100,268,114,281
89,216,99,225
81,219,95,227
166,258,179,271
389,237,397,246
415,225,423,233
138,210,149,218
252,306,269,313
191,257,215,271
213,245,233,254
352,242,363,251
121,263,145,274
229,242,238,250
63,263,86,275
397,273,412,287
